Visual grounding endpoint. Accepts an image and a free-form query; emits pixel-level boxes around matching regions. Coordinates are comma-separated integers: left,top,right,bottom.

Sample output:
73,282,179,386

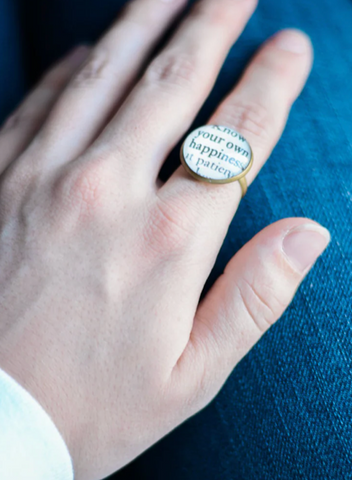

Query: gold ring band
238,176,248,198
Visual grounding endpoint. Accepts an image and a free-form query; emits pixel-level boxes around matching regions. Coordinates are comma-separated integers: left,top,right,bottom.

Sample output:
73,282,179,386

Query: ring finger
159,28,313,279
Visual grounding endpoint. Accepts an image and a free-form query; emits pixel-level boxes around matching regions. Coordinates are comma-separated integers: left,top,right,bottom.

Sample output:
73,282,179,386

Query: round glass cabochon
182,125,252,183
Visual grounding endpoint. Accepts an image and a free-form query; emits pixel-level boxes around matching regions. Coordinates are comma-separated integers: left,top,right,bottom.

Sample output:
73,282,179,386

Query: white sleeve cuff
0,368,74,480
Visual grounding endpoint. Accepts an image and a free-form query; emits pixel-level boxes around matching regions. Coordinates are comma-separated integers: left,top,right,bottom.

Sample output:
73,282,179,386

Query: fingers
211,29,313,186
35,0,187,169
159,30,313,276
0,46,89,173
173,218,330,408
89,0,257,183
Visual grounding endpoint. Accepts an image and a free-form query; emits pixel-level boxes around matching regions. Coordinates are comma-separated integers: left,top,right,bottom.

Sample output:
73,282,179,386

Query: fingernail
282,224,331,274
275,29,310,54
66,45,90,67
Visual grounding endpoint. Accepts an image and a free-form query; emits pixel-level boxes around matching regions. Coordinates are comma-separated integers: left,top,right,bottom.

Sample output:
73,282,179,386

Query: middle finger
86,0,258,184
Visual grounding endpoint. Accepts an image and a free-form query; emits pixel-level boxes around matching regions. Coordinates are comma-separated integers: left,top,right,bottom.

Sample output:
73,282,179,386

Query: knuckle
0,161,37,214
52,158,112,219
220,100,271,147
236,277,285,333
42,68,68,90
145,52,198,90
1,109,31,133
193,0,257,24
256,52,296,80
70,49,111,88
191,0,231,27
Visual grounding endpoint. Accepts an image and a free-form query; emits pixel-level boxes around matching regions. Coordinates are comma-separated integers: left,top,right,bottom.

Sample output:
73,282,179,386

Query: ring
180,125,253,197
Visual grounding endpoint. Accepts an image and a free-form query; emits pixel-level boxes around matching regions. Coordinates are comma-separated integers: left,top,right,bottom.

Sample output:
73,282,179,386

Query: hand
0,0,329,478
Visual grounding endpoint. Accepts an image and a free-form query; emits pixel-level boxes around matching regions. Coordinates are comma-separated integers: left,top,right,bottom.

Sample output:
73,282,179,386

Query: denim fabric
0,0,26,121
1,0,352,479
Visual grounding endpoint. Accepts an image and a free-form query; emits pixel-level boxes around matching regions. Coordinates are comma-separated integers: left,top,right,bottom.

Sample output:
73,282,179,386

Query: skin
0,0,330,479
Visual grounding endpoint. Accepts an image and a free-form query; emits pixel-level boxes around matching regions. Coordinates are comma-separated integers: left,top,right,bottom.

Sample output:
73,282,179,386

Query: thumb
174,218,330,408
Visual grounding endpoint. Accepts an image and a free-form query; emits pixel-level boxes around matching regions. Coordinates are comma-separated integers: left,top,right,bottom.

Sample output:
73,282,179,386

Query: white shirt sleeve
0,368,74,480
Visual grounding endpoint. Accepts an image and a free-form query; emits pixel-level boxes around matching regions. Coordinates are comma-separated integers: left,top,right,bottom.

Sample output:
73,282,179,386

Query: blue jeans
1,0,352,478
